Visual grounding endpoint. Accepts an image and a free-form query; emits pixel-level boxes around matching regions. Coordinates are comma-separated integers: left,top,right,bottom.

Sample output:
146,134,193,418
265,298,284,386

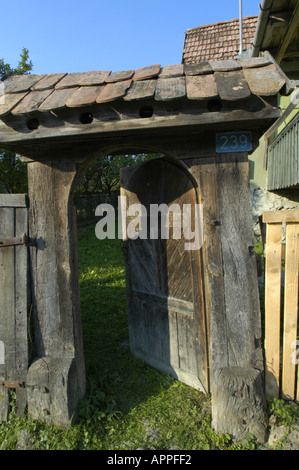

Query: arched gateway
0,55,293,441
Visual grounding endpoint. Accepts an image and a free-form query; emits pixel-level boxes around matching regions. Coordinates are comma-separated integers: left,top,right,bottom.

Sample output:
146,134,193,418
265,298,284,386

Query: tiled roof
0,56,291,119
182,16,258,63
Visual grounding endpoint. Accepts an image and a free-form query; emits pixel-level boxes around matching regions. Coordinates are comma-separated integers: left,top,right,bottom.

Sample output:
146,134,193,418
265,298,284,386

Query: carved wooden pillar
187,152,268,443
26,159,85,426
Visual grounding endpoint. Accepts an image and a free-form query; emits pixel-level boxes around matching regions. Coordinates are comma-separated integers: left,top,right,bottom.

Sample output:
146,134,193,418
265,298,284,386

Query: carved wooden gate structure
0,56,294,441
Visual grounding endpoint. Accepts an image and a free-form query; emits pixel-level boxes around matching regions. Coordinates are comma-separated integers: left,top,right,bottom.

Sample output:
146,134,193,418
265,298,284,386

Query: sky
0,0,261,75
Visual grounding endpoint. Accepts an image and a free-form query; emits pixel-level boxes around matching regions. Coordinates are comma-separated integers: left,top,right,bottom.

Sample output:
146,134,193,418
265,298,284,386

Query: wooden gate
120,158,209,392
0,194,29,420
263,209,299,401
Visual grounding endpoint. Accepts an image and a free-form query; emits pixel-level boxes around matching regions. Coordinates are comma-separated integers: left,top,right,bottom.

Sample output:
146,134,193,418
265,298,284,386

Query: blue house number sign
216,131,252,153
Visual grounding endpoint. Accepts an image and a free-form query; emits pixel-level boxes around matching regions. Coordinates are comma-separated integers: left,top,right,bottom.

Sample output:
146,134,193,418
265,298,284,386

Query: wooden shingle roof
0,56,291,119
182,16,258,64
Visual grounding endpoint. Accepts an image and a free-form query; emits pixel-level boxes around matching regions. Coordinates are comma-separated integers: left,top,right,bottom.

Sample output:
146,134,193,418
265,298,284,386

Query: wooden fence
263,209,299,402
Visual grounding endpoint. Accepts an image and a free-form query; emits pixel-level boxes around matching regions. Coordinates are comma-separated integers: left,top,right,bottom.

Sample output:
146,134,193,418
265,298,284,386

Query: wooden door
120,158,209,392
0,194,29,420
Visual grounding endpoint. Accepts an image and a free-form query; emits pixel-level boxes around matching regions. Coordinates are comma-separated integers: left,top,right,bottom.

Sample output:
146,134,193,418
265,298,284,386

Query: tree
75,153,159,195
0,48,33,193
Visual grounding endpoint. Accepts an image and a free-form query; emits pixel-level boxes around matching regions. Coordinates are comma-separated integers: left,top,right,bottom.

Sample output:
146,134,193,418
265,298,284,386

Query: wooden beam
263,209,299,224
276,3,299,64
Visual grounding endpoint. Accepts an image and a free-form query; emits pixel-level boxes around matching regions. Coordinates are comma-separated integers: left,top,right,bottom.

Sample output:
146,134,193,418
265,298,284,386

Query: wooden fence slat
264,222,282,398
0,207,15,420
0,196,29,420
282,223,299,399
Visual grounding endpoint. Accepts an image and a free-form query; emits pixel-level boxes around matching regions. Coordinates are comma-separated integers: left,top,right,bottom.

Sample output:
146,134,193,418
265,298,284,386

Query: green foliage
0,151,28,193
0,225,298,450
268,398,299,427
0,47,32,79
75,153,159,195
0,48,32,193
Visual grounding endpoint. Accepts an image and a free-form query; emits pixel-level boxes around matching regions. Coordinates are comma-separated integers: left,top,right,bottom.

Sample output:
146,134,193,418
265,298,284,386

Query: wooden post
26,159,85,426
188,153,268,443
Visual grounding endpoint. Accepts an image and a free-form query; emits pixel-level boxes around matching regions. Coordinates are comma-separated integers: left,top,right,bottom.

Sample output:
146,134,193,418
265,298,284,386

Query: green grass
0,226,298,450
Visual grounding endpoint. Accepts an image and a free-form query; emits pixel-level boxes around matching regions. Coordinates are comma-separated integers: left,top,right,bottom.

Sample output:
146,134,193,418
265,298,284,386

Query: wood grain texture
65,85,104,107
38,87,79,111
155,77,186,101
282,223,299,399
11,90,53,115
0,92,29,117
124,79,156,101
96,79,132,103
243,64,286,96
4,74,45,93
264,223,282,398
121,158,208,392
0,195,29,419
133,64,161,81
186,74,218,100
214,70,251,101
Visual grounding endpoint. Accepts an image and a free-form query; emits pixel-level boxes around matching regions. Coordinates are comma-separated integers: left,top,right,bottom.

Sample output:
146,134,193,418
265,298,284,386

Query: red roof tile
182,16,258,64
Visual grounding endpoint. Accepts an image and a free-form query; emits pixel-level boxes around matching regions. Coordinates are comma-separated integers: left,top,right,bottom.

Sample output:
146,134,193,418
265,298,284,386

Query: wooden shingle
155,77,186,101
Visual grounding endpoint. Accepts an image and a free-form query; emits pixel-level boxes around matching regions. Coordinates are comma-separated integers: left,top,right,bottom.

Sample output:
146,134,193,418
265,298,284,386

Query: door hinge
0,380,26,389
0,234,37,248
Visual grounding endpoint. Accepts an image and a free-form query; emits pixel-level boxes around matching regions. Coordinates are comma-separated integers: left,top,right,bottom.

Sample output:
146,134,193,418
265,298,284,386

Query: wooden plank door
120,158,209,392
0,194,29,420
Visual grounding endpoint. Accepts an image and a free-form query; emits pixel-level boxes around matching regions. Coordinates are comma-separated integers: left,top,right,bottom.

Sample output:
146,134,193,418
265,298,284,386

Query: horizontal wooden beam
276,3,299,64
263,209,299,224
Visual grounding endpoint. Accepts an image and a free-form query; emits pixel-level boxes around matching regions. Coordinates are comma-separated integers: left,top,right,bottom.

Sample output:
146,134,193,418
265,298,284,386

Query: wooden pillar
26,159,85,426
187,153,268,443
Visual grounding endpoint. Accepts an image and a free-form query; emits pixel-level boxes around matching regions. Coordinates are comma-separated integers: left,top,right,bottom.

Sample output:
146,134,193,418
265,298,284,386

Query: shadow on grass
77,224,173,422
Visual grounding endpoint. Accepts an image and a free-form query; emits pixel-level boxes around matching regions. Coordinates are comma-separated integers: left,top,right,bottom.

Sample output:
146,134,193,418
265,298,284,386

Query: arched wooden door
120,158,209,392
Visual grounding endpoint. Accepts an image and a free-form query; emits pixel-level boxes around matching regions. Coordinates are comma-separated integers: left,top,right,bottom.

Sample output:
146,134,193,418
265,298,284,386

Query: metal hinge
0,380,26,389
0,234,37,248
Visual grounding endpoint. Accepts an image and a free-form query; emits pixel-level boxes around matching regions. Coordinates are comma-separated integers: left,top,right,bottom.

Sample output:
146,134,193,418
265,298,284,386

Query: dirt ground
266,419,299,450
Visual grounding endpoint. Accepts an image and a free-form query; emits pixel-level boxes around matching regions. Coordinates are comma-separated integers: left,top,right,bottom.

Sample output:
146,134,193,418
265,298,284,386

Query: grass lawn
0,225,298,450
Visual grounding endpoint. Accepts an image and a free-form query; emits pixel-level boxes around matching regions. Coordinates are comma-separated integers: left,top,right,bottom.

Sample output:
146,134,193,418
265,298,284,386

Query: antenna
239,0,243,54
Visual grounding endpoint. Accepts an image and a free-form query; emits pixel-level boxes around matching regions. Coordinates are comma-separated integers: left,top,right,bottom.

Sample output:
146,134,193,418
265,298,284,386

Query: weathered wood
215,154,263,369
186,74,218,100
159,65,184,78
133,64,161,81
66,85,104,107
282,223,299,399
96,79,132,103
209,59,242,72
4,74,45,93
31,73,67,90
55,71,111,89
12,90,53,115
214,71,251,101
212,366,268,443
26,160,86,425
124,79,156,101
0,206,14,421
263,209,299,224
121,158,208,393
105,70,134,83
0,194,27,207
38,87,79,112
0,92,29,118
155,77,186,101
184,62,213,76
14,206,28,416
0,196,29,420
264,223,282,398
243,64,286,96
